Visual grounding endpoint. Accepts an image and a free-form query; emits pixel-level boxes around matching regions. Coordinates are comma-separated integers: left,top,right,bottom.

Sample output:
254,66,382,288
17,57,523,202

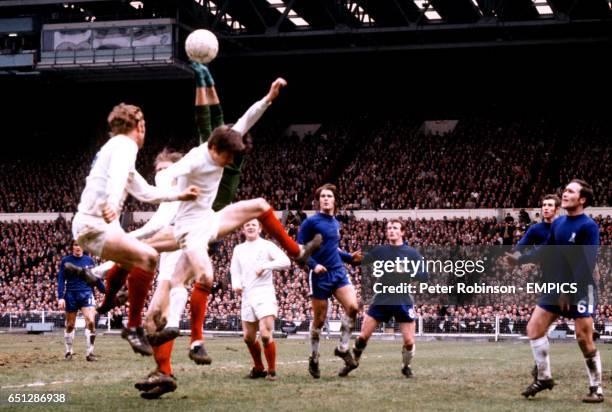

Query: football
185,29,219,64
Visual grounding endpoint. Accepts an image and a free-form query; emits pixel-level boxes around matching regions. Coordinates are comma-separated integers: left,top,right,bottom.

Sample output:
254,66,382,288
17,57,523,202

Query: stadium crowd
0,119,609,213
0,214,610,334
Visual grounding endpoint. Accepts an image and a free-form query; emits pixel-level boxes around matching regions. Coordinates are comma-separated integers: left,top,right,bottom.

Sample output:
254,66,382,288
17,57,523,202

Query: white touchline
1,379,74,390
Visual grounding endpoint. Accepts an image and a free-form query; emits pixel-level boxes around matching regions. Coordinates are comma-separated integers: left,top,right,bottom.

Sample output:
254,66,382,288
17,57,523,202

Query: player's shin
98,264,129,313
190,282,210,346
166,287,188,329
262,338,276,373
339,316,355,352
153,340,175,376
127,267,155,328
64,330,75,354
584,350,602,388
530,336,552,379
246,340,265,371
257,208,300,257
310,325,321,356
84,329,96,356
402,344,415,368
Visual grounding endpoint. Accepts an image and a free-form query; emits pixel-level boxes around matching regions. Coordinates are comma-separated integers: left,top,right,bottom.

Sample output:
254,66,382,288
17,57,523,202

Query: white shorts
173,211,220,252
241,294,277,323
157,250,181,282
72,212,124,257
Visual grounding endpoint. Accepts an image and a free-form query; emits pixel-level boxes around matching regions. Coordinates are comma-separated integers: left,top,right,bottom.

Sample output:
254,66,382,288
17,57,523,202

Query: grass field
0,333,610,411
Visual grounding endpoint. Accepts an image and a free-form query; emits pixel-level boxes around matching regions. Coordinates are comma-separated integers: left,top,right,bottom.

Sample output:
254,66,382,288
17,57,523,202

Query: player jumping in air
142,74,321,356
71,103,199,355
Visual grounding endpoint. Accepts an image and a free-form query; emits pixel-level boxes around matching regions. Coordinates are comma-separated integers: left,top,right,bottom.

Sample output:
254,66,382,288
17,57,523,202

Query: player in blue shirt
297,183,363,378
58,241,105,361
508,180,603,403
514,194,560,251
340,219,427,378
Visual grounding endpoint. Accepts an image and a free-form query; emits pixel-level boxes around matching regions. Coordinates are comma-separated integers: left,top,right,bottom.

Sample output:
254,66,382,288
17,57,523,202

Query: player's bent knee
347,306,359,318
261,335,272,346
526,322,543,340
576,330,592,345
140,250,159,271
197,276,213,290
253,197,269,212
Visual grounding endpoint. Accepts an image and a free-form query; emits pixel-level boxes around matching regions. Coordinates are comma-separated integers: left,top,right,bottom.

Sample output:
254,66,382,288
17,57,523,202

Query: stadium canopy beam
0,0,120,6
490,0,540,21
213,0,294,34
211,0,233,31
358,0,419,26
290,0,337,29
287,0,363,30
272,0,297,31
430,0,482,24
547,0,611,20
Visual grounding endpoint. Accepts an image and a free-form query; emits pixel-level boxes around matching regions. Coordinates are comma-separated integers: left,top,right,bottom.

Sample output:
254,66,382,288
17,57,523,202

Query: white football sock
84,329,95,356
584,351,602,388
310,325,321,356
64,330,75,354
530,336,552,380
402,344,415,368
166,287,188,329
338,316,355,352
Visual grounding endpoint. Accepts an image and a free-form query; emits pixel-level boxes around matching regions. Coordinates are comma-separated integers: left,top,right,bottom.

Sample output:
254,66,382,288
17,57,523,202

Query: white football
185,29,219,64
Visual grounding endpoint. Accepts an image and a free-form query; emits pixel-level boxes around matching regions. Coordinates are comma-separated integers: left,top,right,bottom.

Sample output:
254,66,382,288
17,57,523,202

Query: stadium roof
1,0,610,57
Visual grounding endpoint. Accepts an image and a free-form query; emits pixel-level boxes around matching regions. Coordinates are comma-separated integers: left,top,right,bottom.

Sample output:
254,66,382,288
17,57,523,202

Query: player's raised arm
231,78,287,137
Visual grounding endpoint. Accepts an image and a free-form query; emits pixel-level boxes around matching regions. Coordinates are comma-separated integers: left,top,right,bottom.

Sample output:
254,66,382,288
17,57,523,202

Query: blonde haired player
231,219,290,380
71,103,198,355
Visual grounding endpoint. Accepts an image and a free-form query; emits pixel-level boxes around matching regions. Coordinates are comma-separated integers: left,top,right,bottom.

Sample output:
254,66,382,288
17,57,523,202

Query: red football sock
153,340,175,376
101,264,129,307
247,341,265,371
190,282,210,343
126,267,155,328
263,340,277,373
258,208,300,257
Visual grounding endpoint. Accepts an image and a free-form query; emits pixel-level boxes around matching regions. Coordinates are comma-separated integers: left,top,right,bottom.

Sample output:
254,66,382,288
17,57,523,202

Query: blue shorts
537,304,595,319
367,304,416,323
309,268,351,300
538,293,597,319
64,290,95,312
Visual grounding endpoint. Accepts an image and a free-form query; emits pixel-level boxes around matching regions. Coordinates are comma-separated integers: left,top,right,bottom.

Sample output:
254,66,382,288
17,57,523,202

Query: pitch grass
0,334,610,411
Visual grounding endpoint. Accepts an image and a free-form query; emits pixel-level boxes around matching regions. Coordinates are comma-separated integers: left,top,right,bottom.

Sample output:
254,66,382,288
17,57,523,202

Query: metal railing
2,312,611,341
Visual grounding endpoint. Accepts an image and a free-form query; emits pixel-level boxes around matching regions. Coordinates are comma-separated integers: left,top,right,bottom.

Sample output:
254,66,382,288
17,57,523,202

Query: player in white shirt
144,79,321,359
71,103,198,356
231,219,290,380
